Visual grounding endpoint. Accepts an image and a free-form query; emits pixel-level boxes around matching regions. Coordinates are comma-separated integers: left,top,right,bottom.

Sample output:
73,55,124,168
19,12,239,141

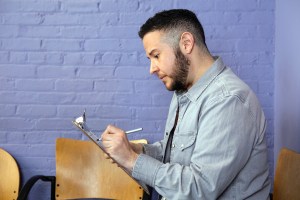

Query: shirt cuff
132,153,163,187
143,143,163,161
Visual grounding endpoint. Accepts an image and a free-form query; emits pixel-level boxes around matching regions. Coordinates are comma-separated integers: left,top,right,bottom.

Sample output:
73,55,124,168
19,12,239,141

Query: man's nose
150,60,158,74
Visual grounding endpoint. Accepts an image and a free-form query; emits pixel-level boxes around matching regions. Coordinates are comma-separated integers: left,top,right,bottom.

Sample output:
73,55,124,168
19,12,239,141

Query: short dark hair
138,9,207,50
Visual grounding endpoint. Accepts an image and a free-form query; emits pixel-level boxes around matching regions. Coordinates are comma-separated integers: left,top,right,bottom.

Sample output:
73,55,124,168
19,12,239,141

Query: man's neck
187,50,214,89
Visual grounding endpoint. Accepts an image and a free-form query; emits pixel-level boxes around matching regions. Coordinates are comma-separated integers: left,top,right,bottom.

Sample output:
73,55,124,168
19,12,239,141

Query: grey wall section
275,0,300,168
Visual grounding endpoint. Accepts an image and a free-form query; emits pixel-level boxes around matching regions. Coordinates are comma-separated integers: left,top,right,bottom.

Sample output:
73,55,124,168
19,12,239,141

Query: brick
1,13,43,25
16,105,57,117
57,105,90,117
55,79,93,92
84,39,120,51
102,52,121,65
0,65,36,78
0,51,9,63
36,118,74,130
0,132,7,143
120,13,153,25
27,52,63,65
0,92,39,104
37,66,75,78
9,52,27,63
1,38,41,50
239,11,274,25
64,52,98,66
0,1,60,12
258,81,274,94
42,39,83,51
239,65,274,81
60,26,99,38
135,80,166,94
100,0,138,12
114,66,149,79
137,0,173,12
237,39,273,52
120,52,138,65
76,66,114,78
38,93,76,104
120,39,144,51
211,25,256,39
152,94,173,106
0,104,16,116
27,52,46,64
78,13,118,25
43,13,79,25
215,0,257,11
46,53,63,65
94,106,133,119
0,78,15,90
99,26,140,39
175,1,214,11
112,93,152,106
61,0,99,13
15,79,54,91
73,92,114,104
0,118,34,130
19,26,60,38
94,80,134,93
0,25,18,37
200,12,240,25
6,131,59,144
16,157,55,170
206,39,236,52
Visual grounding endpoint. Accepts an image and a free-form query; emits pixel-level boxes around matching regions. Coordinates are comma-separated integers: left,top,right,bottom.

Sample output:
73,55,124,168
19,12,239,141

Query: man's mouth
158,75,166,80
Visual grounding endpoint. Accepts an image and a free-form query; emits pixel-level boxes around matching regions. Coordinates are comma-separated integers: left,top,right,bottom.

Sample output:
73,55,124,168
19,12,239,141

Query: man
101,9,271,199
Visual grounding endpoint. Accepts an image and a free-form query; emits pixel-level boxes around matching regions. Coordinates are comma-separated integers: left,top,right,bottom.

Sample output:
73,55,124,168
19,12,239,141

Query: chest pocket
173,131,197,151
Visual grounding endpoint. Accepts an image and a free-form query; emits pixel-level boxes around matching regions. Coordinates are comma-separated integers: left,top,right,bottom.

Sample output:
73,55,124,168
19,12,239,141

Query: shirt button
172,144,175,148
166,132,169,136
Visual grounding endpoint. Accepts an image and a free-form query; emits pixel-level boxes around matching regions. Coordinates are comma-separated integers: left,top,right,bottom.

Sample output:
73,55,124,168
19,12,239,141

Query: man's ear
179,32,194,54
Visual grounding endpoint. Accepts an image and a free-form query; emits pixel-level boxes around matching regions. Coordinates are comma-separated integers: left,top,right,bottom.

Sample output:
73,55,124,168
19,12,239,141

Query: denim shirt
132,57,271,200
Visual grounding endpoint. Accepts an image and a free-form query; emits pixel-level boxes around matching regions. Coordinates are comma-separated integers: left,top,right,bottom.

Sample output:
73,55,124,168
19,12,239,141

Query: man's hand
101,125,139,171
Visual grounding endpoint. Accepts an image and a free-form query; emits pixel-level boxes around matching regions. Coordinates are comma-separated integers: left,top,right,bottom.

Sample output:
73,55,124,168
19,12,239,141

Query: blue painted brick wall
0,0,274,199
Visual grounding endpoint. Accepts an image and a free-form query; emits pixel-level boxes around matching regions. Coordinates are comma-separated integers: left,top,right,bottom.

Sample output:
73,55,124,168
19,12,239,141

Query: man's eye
154,54,159,59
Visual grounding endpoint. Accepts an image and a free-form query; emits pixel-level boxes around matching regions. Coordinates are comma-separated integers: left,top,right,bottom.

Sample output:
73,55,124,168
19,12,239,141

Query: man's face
142,31,190,92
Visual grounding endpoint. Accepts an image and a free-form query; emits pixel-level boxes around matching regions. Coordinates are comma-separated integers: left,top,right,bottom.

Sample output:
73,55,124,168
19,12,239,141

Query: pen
125,127,143,134
99,127,143,141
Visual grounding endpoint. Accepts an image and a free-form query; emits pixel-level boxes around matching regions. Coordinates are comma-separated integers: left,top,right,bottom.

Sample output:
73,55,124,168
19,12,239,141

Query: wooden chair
273,148,300,200
17,138,150,200
0,148,20,200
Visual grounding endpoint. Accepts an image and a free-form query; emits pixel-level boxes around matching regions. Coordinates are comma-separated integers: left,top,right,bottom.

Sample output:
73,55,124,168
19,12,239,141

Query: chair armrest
17,175,56,200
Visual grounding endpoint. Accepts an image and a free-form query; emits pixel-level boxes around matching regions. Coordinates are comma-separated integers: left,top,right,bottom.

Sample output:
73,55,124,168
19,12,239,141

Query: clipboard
72,110,150,195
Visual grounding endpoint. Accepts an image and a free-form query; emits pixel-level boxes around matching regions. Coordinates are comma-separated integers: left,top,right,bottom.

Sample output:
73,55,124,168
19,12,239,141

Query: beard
168,48,190,93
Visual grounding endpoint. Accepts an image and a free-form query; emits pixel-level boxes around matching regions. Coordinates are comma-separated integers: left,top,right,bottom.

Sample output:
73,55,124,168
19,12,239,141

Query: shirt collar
176,56,226,102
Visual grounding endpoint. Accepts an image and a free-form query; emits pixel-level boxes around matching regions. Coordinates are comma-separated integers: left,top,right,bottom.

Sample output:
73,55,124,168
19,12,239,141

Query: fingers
100,124,126,141
103,152,116,164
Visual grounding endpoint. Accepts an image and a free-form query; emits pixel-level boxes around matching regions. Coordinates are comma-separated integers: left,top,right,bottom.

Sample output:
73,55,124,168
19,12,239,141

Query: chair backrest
273,148,300,200
55,138,146,200
0,148,20,200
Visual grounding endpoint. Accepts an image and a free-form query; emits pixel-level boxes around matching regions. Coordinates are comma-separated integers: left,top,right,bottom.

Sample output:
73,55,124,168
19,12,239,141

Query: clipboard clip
74,109,86,128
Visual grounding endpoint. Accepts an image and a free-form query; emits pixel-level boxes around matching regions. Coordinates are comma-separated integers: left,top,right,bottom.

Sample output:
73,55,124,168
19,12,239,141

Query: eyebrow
147,49,158,59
